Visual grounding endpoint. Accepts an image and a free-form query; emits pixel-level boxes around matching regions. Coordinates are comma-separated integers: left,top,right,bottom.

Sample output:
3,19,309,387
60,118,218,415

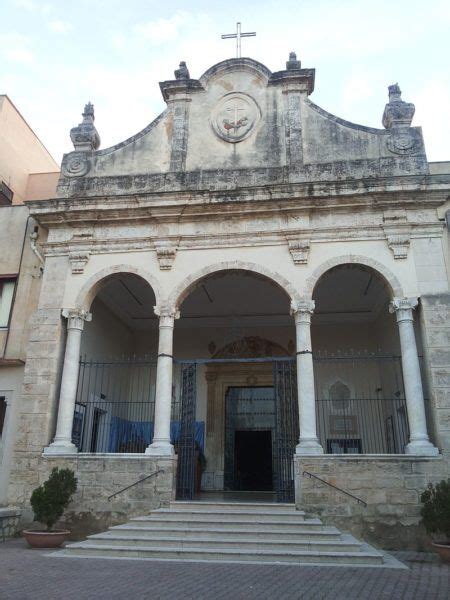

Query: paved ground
1,538,449,599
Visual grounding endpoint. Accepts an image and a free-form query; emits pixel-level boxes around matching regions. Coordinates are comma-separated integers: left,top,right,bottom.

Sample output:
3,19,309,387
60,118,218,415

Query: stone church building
4,53,450,549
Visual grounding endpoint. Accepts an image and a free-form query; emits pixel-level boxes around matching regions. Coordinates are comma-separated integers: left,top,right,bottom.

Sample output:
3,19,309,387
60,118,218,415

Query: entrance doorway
234,430,273,491
224,386,275,492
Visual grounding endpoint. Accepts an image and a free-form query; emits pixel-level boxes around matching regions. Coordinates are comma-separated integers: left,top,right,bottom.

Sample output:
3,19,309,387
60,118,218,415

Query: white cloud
0,33,35,64
48,19,71,34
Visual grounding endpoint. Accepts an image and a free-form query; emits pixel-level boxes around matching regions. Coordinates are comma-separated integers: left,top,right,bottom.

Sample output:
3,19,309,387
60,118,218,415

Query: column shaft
146,308,179,456
292,301,323,455
390,298,438,455
44,309,91,455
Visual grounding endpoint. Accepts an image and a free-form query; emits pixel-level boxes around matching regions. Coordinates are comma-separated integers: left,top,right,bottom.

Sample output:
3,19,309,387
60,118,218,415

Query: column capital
61,308,92,330
154,305,180,327
291,299,315,323
389,297,418,322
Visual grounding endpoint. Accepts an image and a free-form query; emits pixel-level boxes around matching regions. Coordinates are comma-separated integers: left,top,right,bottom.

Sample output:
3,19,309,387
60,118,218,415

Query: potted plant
420,479,450,563
23,467,77,548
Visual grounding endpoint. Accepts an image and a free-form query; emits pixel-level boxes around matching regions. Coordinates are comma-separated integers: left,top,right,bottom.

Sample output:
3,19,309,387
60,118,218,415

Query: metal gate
175,357,298,502
175,363,197,500
273,360,298,502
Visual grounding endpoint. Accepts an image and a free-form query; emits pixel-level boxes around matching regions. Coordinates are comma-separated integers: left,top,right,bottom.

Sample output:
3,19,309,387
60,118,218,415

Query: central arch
168,260,301,310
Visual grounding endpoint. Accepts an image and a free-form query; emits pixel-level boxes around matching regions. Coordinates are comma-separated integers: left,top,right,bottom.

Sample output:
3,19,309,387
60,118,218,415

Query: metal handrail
108,469,164,501
302,471,367,507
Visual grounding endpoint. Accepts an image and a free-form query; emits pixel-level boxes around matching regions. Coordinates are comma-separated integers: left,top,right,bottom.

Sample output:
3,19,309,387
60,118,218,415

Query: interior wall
81,298,134,359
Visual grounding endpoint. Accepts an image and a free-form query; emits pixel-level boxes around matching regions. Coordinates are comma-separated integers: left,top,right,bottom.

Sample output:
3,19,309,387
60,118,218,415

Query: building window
0,181,14,205
0,279,16,328
0,397,6,436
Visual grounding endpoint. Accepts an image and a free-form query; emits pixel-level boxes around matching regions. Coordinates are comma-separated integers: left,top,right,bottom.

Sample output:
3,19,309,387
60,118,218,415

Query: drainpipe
29,226,44,275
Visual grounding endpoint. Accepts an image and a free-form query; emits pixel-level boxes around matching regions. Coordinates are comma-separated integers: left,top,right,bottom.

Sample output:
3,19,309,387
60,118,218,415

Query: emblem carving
62,153,90,177
211,93,261,143
386,133,418,155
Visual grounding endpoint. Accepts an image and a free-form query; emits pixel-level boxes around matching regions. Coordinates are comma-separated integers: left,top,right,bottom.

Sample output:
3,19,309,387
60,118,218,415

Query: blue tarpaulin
108,417,205,452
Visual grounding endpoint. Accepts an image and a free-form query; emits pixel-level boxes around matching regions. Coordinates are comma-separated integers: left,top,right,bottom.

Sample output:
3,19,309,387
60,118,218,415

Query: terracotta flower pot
432,542,450,563
22,529,70,549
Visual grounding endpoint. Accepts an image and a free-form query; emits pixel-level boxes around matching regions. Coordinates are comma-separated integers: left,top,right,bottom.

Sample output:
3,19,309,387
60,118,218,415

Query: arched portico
310,261,438,456
75,263,164,311
304,254,404,300
168,260,301,311
45,269,161,455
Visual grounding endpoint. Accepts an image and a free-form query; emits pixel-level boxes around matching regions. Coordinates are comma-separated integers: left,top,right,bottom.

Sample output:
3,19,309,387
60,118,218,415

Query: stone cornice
40,221,444,258
26,173,450,228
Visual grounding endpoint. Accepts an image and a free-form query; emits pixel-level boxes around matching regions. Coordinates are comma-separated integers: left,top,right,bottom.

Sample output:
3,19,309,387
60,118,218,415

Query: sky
1,0,449,164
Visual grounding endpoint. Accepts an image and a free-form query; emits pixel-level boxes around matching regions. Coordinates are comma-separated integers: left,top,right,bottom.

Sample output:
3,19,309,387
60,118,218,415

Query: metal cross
221,22,256,58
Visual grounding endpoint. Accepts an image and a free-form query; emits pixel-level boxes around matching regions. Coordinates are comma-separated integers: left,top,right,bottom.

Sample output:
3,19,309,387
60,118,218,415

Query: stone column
390,298,439,455
44,308,91,455
146,306,179,456
292,300,323,454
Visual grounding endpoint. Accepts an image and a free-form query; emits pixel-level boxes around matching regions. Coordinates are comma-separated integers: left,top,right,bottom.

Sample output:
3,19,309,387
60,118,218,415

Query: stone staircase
57,501,387,566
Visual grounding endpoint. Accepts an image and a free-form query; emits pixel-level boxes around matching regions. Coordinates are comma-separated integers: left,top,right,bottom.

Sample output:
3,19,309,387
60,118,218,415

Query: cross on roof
221,22,256,59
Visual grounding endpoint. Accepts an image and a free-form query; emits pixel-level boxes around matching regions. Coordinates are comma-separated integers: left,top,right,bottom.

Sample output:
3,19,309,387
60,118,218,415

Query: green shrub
420,479,450,542
30,467,77,531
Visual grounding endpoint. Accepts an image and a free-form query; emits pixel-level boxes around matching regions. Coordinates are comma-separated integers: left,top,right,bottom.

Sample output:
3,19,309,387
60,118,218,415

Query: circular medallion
211,92,261,143
387,133,418,155
62,153,90,177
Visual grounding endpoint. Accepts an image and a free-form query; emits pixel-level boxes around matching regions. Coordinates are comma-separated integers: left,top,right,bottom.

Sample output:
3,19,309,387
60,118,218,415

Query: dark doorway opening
234,430,273,491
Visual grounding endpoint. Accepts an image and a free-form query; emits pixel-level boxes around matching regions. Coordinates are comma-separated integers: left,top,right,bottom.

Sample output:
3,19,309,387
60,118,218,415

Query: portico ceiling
94,265,390,331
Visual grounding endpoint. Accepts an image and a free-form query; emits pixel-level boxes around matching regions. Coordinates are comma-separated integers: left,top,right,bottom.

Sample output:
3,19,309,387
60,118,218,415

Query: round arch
75,264,164,311
304,255,404,300
167,260,301,311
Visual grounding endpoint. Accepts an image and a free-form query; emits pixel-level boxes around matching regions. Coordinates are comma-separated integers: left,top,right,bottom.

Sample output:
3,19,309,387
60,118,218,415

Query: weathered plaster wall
295,455,447,550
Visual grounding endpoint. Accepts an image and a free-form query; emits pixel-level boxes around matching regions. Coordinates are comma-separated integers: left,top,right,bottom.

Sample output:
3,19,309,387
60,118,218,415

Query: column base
405,440,440,456
296,439,324,455
43,441,78,455
145,441,175,456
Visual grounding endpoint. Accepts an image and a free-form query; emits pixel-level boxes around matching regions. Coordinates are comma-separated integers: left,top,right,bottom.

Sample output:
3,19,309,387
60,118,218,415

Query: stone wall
0,508,21,540
18,455,177,540
420,293,450,455
294,455,448,551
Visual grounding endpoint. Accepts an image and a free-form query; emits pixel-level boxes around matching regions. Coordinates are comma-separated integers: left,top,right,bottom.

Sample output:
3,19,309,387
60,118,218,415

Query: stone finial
286,51,301,70
174,61,190,80
70,102,101,151
382,83,415,129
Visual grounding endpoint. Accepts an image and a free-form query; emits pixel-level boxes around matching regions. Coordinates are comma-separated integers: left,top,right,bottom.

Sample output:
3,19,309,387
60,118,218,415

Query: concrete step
108,524,342,542
56,501,388,567
146,507,306,522
169,501,295,512
59,543,385,566
128,516,323,531
85,532,362,553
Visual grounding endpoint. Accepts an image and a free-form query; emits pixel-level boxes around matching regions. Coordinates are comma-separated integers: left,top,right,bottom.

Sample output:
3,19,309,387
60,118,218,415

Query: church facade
6,54,450,547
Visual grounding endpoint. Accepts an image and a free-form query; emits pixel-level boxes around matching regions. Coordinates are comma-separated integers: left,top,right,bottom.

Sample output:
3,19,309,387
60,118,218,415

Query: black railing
73,357,157,453
73,400,155,453
316,397,409,454
108,469,165,500
302,471,367,506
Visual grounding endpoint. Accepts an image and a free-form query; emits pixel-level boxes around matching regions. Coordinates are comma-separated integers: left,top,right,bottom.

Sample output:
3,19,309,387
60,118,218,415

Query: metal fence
313,352,409,454
72,357,156,453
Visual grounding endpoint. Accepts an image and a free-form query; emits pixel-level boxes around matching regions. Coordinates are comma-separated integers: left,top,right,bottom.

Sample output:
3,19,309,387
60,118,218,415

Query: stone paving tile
1,539,449,599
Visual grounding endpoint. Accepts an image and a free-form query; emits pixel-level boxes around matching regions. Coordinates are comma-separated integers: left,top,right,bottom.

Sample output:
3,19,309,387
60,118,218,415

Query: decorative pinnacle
82,102,95,120
70,101,101,151
388,83,402,102
286,51,301,70
382,82,415,129
174,61,190,80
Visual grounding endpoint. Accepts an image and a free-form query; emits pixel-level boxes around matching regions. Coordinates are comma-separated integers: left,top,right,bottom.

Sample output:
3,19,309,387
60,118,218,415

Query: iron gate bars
175,363,197,500
273,360,298,503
